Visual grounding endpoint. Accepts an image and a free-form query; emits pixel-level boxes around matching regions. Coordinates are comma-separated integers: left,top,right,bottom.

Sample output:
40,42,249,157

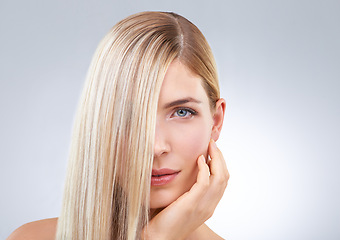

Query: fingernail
211,139,217,149
199,155,205,163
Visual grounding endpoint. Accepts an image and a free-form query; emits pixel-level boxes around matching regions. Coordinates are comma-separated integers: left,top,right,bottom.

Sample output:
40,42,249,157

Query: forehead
158,60,208,104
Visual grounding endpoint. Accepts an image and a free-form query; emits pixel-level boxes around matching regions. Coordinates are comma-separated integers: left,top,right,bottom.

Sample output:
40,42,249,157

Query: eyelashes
171,107,198,119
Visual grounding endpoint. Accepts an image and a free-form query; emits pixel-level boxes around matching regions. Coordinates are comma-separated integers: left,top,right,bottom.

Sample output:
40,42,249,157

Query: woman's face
150,60,214,209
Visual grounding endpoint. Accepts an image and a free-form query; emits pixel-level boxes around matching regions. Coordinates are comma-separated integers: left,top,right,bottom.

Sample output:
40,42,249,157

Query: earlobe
211,127,220,142
211,98,226,141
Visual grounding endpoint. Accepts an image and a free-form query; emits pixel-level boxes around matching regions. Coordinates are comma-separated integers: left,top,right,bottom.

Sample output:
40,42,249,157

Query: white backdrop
1,0,339,239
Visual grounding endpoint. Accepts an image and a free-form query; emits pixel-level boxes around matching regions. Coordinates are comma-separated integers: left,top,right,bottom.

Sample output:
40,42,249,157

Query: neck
184,224,206,240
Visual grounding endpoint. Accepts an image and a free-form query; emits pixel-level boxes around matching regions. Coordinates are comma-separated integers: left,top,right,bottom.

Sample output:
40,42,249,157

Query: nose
154,120,170,158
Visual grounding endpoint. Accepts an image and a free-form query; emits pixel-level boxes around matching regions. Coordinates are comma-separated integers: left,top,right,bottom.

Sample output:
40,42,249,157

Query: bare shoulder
7,217,58,240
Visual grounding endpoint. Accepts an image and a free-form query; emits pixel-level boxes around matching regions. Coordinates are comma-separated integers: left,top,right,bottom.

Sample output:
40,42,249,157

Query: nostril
154,142,170,158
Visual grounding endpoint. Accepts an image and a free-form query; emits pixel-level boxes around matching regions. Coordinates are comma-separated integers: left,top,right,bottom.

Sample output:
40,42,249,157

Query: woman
8,11,229,240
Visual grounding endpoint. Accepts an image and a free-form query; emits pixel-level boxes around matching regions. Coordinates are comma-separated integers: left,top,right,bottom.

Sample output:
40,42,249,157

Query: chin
150,173,199,209
150,188,183,209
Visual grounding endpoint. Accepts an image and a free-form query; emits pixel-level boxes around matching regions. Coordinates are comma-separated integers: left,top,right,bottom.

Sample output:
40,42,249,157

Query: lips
151,168,180,186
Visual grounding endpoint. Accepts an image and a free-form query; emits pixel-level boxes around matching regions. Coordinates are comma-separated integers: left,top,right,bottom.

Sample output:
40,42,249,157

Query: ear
211,98,226,141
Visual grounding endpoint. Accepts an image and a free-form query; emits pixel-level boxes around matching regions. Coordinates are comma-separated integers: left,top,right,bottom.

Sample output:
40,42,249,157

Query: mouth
151,168,180,186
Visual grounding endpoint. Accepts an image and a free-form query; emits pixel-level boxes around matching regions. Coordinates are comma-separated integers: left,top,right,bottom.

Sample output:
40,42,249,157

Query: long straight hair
56,11,220,240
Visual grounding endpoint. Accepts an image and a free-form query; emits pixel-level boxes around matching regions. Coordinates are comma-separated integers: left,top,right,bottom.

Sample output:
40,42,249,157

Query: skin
145,60,228,239
7,60,228,240
151,59,217,209
6,218,57,240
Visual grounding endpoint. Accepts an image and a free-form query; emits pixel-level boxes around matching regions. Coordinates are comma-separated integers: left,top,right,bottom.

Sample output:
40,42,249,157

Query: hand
142,139,230,240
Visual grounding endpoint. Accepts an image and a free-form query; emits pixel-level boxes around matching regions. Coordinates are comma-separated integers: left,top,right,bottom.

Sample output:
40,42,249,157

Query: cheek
172,119,212,162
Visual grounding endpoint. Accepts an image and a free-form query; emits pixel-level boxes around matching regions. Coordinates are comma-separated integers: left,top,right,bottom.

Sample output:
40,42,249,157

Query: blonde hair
56,11,220,240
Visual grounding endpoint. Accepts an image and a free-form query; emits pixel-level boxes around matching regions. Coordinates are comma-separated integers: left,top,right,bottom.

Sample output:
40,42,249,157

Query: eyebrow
163,97,202,109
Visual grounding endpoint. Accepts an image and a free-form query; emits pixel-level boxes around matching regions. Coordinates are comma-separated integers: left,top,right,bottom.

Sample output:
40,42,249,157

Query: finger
198,143,228,212
197,155,210,183
183,155,210,202
208,139,224,172
208,139,229,182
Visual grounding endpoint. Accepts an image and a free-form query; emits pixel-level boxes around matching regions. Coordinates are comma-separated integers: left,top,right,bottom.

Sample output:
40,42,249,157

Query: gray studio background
1,0,339,239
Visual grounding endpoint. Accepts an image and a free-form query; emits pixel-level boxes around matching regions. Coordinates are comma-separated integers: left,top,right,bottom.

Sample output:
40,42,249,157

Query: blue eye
173,108,197,118
176,109,189,117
